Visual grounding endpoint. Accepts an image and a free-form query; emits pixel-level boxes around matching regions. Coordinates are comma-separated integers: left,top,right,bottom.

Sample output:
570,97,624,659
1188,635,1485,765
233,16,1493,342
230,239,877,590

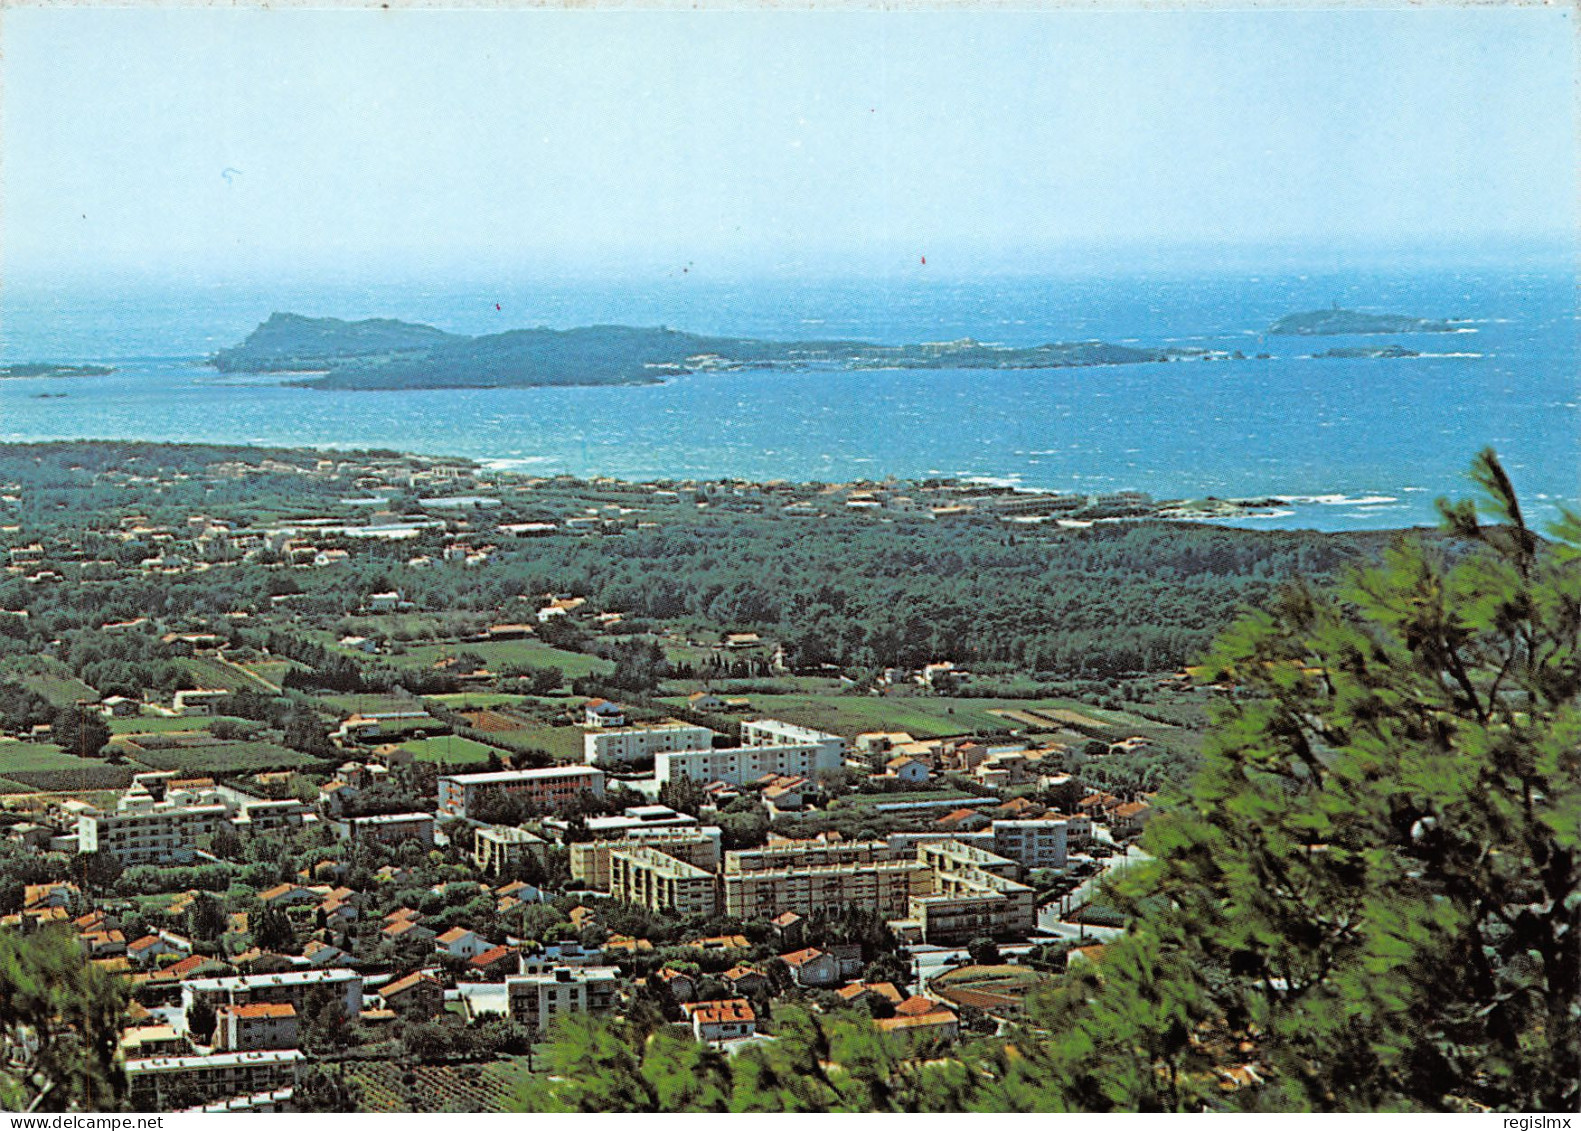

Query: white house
684,998,758,1043
885,756,931,785
779,947,840,988
434,926,492,960
583,699,626,728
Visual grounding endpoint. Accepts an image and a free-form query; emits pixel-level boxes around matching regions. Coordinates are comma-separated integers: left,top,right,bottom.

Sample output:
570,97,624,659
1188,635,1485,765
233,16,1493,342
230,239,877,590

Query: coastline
0,436,1435,534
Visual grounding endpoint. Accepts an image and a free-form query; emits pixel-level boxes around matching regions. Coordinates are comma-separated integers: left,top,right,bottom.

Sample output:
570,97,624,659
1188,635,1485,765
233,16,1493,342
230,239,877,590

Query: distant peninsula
0,363,113,379
1269,308,1459,335
211,312,1248,391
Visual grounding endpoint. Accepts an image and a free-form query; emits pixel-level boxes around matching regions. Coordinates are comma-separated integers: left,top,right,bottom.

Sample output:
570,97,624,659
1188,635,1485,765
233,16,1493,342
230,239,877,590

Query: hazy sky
1,6,1574,281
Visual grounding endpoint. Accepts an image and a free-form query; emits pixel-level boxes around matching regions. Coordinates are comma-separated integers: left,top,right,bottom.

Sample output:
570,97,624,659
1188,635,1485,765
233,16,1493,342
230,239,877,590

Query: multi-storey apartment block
570,827,721,889
126,1050,304,1109
344,811,435,847
506,966,620,1035
726,839,896,874
213,1003,299,1051
77,804,228,865
722,859,928,921
583,722,715,767
608,845,720,917
906,840,1037,943
473,825,547,875
650,719,847,786
990,819,1069,870
740,719,847,764
182,969,362,1021
437,766,605,819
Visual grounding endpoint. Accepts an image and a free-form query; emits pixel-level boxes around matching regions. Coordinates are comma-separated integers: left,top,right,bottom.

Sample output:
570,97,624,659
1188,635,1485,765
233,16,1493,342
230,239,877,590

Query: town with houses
0,444,1195,1112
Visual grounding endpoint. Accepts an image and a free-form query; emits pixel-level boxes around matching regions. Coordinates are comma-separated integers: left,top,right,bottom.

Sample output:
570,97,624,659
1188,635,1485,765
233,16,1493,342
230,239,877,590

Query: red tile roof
221,1002,296,1020
468,945,514,968
894,995,949,1017
684,998,755,1025
779,947,827,968
382,971,440,998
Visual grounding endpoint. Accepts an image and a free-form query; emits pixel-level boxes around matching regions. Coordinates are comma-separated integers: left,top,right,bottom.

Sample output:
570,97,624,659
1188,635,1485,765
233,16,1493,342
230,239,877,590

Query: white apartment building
608,845,720,917
656,743,837,787
905,840,1037,944
583,722,715,767
570,826,721,889
725,839,896,873
506,966,621,1035
740,719,847,764
437,765,605,819
214,1003,299,1052
722,859,927,921
991,819,1069,870
182,969,363,1021
473,825,547,875
126,1050,304,1109
77,805,229,865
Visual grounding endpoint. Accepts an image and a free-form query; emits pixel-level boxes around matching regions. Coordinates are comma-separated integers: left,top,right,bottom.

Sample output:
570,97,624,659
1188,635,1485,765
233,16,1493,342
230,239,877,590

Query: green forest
0,440,1389,681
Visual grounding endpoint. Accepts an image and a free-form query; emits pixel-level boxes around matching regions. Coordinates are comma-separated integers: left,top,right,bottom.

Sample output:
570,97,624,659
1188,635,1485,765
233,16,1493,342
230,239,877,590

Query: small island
1268,307,1458,335
1310,345,1421,359
210,312,1250,391
0,363,114,379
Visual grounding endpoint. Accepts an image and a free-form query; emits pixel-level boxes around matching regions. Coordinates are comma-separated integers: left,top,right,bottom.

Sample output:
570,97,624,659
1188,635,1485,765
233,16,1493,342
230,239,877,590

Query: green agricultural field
389,639,613,680
469,719,586,762
0,740,95,772
236,659,300,689
313,692,428,717
0,776,38,793
122,740,319,774
402,735,501,765
0,742,137,791
349,1056,543,1113
424,692,530,710
932,963,1049,992
734,693,1015,739
180,656,262,693
324,612,476,643
15,671,99,708
108,715,256,736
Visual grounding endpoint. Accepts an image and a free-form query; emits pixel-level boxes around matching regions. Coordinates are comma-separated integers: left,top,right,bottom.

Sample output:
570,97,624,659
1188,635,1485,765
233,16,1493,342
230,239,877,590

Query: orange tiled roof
221,1002,296,1020
875,1011,957,1034
684,998,755,1025
469,945,514,968
779,947,826,968
383,971,439,998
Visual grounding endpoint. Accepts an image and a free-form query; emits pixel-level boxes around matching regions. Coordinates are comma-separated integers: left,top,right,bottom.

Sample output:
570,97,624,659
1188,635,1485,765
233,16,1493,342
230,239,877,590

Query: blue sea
0,265,1575,532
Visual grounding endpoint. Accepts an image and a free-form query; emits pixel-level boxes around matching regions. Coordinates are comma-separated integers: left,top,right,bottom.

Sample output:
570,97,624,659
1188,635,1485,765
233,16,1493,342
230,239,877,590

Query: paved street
1035,841,1148,941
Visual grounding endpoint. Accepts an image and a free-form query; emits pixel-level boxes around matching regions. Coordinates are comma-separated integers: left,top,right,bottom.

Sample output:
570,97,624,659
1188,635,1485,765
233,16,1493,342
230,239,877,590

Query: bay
0,265,1574,532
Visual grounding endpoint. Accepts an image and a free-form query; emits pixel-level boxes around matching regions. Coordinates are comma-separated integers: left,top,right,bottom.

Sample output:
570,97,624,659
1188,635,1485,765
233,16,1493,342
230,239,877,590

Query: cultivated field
389,639,613,679
116,736,320,773
401,736,501,766
0,740,136,791
348,1057,541,1112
